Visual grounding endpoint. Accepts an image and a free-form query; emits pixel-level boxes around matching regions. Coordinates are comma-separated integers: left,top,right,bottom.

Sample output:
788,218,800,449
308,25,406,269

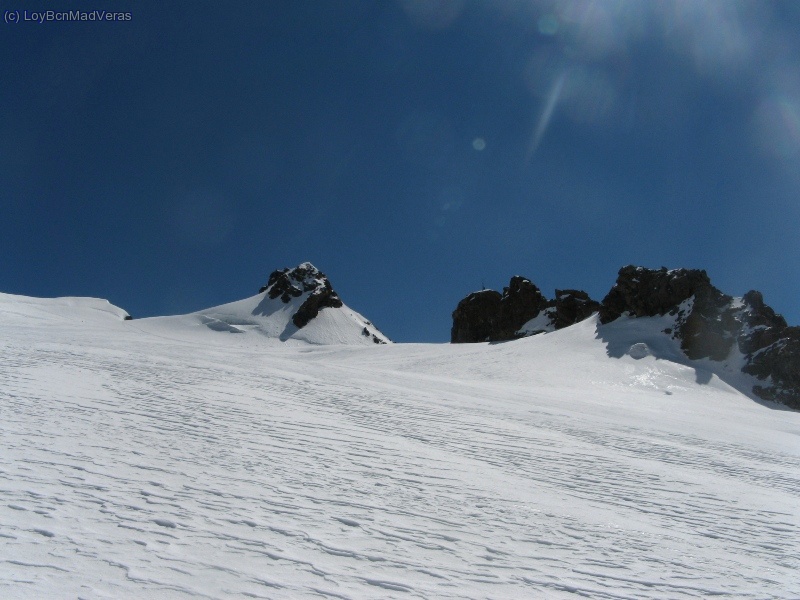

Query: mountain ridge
2,262,796,408
452,265,800,410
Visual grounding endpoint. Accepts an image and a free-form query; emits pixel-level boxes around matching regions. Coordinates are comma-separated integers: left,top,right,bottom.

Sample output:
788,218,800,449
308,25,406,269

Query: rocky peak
599,266,736,361
744,327,800,406
599,266,717,323
259,262,345,330
260,262,338,301
736,290,798,405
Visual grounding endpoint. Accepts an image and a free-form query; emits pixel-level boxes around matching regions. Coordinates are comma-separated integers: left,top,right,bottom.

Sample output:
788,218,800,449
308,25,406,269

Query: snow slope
0,291,130,325
135,291,390,346
1,293,798,599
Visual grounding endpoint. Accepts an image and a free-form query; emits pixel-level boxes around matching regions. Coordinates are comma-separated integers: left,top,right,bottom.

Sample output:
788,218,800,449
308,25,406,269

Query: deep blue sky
2,1,799,342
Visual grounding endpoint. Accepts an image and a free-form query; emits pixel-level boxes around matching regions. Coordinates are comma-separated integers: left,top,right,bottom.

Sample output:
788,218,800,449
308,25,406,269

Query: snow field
0,294,798,598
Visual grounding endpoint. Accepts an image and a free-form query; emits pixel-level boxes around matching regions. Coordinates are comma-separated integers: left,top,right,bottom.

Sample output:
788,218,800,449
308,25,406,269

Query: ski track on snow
1,323,799,599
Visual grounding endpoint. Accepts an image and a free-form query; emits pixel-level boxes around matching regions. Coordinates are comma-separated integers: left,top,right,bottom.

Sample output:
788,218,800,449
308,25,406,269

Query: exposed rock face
601,267,800,407
600,266,737,361
497,277,549,340
737,291,799,408
362,326,386,344
451,265,799,410
737,290,788,355
259,262,344,330
451,290,502,343
599,266,715,322
450,278,597,343
745,328,800,407
551,290,601,331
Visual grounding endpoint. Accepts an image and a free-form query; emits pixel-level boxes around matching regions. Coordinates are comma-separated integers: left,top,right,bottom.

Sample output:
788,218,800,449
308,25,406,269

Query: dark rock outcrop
600,266,737,361
745,328,800,407
551,289,601,330
497,277,549,340
451,277,598,343
601,267,800,407
451,265,799,410
451,290,502,343
599,266,714,322
292,283,344,329
259,262,343,329
737,290,788,355
737,291,799,408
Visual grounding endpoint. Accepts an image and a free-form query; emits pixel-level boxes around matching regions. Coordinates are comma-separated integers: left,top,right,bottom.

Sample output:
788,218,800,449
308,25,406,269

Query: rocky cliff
451,266,799,410
451,278,599,343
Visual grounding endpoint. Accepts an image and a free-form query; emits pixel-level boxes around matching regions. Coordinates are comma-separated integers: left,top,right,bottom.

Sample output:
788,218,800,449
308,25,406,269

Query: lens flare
537,14,559,36
527,71,567,161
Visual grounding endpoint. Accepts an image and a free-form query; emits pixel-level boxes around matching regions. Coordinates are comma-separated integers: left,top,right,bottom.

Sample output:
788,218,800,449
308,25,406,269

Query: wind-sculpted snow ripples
0,330,798,599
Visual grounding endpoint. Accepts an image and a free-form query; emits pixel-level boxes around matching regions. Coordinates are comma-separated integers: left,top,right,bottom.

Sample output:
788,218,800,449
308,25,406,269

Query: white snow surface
1,292,799,599
141,290,390,346
517,307,557,336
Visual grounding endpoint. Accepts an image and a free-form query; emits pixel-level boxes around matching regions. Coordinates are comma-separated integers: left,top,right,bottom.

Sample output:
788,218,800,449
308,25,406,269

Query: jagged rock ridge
600,266,737,361
451,266,799,410
451,278,599,343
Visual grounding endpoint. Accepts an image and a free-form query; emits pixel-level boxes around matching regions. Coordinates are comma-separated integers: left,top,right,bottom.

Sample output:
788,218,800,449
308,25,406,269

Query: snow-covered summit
259,261,326,295
258,262,344,328
138,262,391,346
